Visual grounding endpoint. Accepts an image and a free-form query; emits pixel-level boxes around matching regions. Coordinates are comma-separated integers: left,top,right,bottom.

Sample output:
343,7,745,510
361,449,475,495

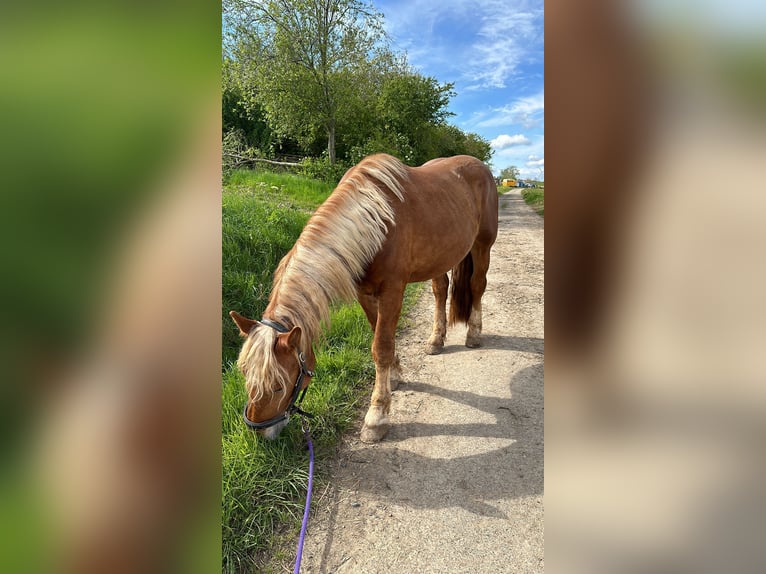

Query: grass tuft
521,187,544,217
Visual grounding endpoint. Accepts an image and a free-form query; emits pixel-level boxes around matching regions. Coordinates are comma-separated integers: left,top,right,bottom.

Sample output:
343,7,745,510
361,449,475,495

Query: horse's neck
267,232,352,345
265,284,323,356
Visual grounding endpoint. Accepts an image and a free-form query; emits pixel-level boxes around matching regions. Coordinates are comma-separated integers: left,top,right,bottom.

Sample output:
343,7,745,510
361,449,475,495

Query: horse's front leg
358,286,402,389
361,283,405,443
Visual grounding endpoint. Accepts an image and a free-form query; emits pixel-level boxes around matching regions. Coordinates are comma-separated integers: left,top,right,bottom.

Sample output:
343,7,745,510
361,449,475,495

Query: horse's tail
449,251,474,326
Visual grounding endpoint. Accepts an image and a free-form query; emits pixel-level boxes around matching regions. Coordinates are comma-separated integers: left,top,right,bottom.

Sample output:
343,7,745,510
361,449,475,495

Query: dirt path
301,190,544,573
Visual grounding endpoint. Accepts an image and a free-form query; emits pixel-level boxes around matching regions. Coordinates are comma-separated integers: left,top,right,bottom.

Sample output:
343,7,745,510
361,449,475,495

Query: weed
521,187,544,217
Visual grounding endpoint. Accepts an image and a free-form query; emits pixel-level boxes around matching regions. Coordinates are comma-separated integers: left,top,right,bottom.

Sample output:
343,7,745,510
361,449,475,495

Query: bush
348,132,414,166
298,155,350,184
222,129,261,174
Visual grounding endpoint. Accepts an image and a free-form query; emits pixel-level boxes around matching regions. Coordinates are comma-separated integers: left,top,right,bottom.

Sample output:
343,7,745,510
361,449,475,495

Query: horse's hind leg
466,244,491,348
361,281,405,443
426,273,449,355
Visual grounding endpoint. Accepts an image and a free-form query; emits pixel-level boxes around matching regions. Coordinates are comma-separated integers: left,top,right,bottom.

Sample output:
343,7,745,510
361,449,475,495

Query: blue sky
375,0,544,179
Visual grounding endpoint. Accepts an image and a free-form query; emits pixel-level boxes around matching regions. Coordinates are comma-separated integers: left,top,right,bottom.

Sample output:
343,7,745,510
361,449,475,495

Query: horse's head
229,311,314,440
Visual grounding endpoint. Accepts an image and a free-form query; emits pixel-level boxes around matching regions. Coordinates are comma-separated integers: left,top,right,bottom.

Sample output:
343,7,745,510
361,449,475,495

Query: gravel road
301,190,544,573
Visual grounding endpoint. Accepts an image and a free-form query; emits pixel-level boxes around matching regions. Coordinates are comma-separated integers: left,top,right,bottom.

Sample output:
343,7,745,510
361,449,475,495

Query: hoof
426,343,444,355
426,334,445,355
465,337,482,348
360,422,390,443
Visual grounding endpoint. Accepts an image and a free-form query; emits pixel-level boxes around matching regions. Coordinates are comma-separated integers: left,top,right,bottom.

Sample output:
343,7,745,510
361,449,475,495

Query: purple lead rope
294,419,314,574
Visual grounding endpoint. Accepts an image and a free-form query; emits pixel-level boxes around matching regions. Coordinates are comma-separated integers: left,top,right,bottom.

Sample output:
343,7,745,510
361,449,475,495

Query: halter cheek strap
242,319,315,431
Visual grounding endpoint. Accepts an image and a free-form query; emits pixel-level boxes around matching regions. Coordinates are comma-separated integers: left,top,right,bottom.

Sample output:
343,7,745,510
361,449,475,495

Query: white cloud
491,133,531,149
521,156,544,179
464,9,542,90
472,91,544,129
381,1,543,91
511,92,545,116
491,135,544,179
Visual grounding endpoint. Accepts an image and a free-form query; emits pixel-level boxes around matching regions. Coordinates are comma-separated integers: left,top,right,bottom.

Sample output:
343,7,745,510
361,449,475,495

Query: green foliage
500,166,520,180
298,155,351,184
460,132,494,163
422,124,493,164
375,74,456,164
348,131,414,165
222,61,276,154
378,74,455,128
521,187,545,217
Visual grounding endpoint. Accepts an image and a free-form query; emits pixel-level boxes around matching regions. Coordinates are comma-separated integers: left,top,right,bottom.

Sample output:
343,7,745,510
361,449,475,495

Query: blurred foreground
547,1,766,573
0,3,221,573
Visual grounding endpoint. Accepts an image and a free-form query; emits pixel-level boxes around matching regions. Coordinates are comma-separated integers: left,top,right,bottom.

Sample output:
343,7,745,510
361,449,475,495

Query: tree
222,58,278,154
224,0,386,164
420,124,493,164
500,166,520,180
459,132,493,164
378,73,455,165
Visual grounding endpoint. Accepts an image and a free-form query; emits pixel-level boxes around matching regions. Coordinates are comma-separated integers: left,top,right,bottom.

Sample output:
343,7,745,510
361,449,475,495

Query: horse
230,153,498,442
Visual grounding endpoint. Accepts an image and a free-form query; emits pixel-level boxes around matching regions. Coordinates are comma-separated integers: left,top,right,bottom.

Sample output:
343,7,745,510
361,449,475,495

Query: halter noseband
242,319,315,430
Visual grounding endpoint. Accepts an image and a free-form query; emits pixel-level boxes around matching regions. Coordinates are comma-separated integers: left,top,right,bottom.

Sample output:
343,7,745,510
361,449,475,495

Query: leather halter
242,319,315,430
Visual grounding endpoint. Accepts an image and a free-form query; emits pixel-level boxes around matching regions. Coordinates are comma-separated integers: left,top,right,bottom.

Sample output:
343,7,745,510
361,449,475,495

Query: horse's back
365,155,498,283
412,155,498,239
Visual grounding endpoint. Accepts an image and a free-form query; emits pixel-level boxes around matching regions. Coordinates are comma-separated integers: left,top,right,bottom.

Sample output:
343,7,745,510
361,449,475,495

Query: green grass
225,168,333,210
222,168,423,573
521,187,544,217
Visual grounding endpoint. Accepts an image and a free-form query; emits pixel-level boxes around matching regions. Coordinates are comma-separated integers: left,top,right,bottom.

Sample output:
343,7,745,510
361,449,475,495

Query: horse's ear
229,310,258,337
279,326,302,351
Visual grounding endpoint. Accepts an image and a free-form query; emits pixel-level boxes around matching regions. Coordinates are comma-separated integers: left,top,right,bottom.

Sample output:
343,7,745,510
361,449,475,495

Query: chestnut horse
230,154,498,442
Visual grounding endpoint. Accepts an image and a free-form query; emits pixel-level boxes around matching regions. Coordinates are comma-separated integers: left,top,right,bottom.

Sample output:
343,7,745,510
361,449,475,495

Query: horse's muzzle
258,418,289,440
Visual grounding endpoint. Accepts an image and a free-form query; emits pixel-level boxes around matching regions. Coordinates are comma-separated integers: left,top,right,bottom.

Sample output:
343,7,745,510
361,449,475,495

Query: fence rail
223,153,302,168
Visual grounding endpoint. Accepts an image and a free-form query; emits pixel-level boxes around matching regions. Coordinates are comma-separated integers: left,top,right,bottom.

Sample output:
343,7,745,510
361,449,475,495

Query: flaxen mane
238,154,408,399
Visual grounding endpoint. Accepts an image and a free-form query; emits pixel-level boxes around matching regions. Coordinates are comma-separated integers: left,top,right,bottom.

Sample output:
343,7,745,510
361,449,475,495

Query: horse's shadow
386,379,533,442
334,362,544,519
434,333,544,356
314,362,542,574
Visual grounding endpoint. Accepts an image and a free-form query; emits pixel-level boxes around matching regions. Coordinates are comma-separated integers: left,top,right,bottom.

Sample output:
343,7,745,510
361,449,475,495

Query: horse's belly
406,221,477,282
